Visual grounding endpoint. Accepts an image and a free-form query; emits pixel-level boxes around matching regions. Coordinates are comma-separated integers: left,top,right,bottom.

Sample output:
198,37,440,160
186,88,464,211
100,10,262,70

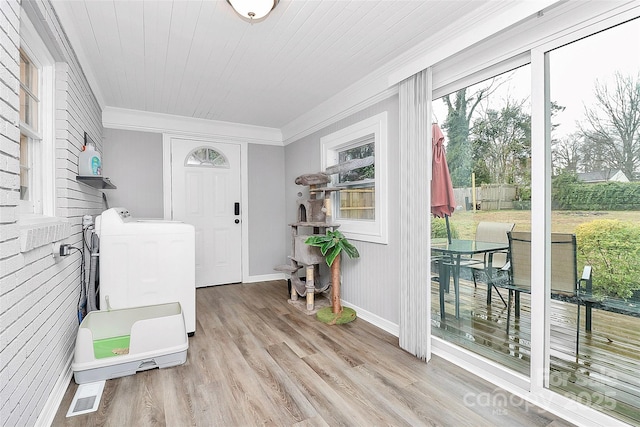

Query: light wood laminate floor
53,280,573,426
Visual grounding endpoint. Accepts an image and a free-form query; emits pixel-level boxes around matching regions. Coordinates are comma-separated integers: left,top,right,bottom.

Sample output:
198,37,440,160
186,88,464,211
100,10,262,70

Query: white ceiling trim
51,1,105,109
54,0,564,148
103,107,283,146
281,84,398,146
387,0,562,87
282,1,561,146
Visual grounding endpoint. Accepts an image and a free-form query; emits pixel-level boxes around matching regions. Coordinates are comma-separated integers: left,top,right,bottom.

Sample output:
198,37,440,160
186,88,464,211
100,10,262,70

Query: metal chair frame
496,231,592,355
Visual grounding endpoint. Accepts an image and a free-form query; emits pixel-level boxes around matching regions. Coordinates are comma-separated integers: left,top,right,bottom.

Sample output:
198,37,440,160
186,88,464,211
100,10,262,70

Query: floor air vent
66,380,105,417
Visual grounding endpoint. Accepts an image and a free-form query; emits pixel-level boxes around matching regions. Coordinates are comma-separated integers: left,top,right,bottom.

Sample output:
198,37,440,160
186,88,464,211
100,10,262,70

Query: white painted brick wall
1,0,105,425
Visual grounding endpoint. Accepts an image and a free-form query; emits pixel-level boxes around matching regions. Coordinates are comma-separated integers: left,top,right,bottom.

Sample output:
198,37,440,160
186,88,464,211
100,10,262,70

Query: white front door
171,138,242,287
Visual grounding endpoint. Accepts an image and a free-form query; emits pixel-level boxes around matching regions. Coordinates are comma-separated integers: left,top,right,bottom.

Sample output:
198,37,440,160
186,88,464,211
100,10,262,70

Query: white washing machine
96,207,196,334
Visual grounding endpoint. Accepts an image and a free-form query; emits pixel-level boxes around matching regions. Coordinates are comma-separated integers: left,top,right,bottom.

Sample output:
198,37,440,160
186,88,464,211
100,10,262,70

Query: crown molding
281,49,400,145
103,106,283,145
85,0,563,148
47,1,106,109
387,0,562,87
281,1,562,146
281,85,398,146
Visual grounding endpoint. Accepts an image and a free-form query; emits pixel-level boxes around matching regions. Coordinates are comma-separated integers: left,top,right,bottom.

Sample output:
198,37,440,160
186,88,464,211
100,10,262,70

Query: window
19,49,39,212
335,136,375,220
321,112,387,244
185,147,229,168
19,12,54,216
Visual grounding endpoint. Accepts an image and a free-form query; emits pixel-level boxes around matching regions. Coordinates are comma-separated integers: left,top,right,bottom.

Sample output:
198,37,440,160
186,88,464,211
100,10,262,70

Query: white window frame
19,11,55,217
321,112,388,244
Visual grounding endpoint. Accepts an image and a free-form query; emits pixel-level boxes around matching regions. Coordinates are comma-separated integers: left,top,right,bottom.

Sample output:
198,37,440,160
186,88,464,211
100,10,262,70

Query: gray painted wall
284,95,401,326
102,128,164,218
102,130,286,277
248,144,287,276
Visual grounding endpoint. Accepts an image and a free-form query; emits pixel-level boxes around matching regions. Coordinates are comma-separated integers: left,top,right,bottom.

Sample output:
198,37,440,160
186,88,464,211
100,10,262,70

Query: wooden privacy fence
340,183,515,216
338,188,375,219
453,184,517,211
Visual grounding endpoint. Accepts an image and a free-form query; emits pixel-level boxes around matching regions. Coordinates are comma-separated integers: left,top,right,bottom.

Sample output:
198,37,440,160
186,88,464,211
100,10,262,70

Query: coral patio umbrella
431,123,456,243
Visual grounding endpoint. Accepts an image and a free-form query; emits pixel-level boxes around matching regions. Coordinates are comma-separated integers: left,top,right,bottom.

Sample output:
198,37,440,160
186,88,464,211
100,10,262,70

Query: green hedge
431,217,459,239
576,219,640,299
553,181,640,210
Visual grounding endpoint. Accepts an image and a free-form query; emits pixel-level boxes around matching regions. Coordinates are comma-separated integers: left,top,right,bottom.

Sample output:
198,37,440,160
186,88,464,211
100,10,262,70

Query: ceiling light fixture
227,0,279,23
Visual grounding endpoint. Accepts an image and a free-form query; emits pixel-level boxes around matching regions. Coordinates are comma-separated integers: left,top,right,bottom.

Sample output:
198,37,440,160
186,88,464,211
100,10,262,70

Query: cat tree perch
275,172,340,312
275,156,373,312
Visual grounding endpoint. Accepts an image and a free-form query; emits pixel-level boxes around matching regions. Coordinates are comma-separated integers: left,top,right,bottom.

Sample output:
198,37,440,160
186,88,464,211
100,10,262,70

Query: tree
470,98,531,185
552,132,582,174
440,72,523,187
549,101,570,174
580,131,611,172
442,87,491,187
549,101,566,136
579,72,640,181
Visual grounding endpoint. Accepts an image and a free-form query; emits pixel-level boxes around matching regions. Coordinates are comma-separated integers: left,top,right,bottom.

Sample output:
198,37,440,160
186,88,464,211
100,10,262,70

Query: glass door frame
430,4,640,425
529,7,640,421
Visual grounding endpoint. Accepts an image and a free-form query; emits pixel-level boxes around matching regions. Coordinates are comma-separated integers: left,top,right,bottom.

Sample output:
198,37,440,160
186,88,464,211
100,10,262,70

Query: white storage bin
72,302,188,384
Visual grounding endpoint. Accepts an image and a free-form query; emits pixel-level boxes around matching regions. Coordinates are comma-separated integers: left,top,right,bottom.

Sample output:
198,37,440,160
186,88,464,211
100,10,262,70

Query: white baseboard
244,272,286,283
343,300,399,337
36,353,73,427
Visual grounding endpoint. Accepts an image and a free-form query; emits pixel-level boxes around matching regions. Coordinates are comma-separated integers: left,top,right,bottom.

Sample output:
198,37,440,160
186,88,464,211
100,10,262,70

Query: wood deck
432,276,640,426
53,280,573,427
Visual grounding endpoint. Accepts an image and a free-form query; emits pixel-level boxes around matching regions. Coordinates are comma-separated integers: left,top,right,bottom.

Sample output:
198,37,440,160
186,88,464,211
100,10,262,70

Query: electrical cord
83,226,93,250
76,225,94,323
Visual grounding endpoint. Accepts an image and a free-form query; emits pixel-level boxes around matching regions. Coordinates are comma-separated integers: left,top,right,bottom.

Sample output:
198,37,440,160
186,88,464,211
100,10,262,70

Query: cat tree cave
275,172,341,312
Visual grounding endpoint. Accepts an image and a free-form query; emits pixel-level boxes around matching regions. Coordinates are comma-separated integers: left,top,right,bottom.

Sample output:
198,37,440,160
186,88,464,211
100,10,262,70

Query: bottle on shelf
78,142,102,176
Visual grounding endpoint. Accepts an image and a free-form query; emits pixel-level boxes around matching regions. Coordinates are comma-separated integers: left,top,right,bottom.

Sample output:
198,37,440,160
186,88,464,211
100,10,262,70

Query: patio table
432,239,509,319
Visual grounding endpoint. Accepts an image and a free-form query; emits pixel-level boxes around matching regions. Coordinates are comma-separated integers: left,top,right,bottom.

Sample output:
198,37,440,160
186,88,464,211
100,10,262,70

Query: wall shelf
76,176,117,189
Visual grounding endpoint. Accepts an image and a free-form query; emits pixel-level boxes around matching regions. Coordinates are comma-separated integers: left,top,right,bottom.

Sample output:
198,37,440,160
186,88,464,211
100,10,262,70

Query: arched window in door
185,146,229,168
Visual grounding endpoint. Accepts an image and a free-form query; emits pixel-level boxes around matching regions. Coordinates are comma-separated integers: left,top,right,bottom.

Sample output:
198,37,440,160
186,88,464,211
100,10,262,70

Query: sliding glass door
430,64,532,376
429,6,639,424
545,17,640,425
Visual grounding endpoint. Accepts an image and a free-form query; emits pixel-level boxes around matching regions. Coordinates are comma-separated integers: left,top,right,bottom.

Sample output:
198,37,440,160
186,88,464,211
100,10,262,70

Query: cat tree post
305,265,315,310
275,172,340,313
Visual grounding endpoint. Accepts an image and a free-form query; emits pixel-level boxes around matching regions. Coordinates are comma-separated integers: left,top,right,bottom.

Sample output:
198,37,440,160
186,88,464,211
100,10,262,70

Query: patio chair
430,238,449,280
497,231,593,355
460,221,514,305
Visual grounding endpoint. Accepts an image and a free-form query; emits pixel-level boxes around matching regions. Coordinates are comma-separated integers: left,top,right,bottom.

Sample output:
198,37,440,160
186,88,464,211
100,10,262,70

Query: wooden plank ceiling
52,0,495,129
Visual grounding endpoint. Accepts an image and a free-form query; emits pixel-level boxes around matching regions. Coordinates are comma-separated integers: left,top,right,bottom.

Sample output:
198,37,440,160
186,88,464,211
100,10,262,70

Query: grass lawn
444,209,640,239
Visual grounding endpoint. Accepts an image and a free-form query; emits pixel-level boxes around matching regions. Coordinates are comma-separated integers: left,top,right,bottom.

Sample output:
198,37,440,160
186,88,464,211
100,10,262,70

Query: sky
432,17,640,143
549,18,640,138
